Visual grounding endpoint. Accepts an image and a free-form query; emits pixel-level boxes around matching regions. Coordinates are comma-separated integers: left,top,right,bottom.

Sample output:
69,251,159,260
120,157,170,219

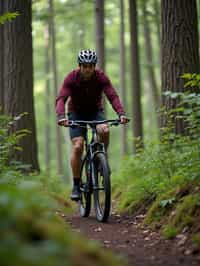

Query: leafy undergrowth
112,88,200,244
112,144,200,244
0,180,126,266
0,115,126,266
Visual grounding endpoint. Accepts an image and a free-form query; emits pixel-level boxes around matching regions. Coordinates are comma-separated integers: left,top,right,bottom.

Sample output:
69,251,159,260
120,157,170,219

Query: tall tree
95,0,106,113
153,0,161,48
3,0,39,171
119,0,128,155
141,0,160,126
44,24,51,175
129,0,143,151
49,0,63,176
95,0,105,71
161,0,200,134
0,2,4,114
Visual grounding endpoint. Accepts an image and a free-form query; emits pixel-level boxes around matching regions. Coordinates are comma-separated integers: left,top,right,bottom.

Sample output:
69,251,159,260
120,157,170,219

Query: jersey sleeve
55,74,72,118
101,72,125,115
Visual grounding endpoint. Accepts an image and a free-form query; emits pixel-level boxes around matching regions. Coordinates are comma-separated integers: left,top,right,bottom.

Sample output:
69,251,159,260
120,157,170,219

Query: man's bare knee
97,124,109,137
72,137,84,155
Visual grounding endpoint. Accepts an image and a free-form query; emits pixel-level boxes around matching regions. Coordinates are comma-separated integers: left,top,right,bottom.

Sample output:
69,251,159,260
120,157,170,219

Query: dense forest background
33,0,164,179
0,1,200,265
1,0,199,180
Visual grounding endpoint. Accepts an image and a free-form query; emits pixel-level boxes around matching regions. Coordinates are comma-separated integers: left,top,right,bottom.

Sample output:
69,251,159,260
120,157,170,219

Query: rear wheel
93,153,111,222
79,159,91,217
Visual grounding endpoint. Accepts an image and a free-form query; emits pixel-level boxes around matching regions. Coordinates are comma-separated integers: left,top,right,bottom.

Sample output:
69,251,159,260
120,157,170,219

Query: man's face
79,64,95,80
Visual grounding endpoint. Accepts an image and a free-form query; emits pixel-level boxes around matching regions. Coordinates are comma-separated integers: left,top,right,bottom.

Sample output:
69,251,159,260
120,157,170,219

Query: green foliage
113,88,200,240
160,197,176,208
181,73,200,88
0,182,125,266
162,225,178,239
192,234,200,246
0,115,126,266
0,114,31,175
170,194,200,229
0,12,19,24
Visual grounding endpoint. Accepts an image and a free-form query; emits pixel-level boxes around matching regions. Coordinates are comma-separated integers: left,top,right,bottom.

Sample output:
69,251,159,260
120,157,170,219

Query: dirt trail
64,210,200,266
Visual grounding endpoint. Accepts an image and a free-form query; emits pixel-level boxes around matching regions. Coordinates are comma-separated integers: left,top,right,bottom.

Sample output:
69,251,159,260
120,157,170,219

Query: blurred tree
44,23,51,176
0,1,4,114
129,0,143,152
95,0,106,113
161,0,200,134
153,0,161,49
95,0,105,71
141,0,160,127
49,0,63,176
119,0,128,155
3,0,39,171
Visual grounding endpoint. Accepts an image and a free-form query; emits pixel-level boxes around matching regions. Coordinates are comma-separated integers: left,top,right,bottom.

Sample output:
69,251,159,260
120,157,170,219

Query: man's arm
55,75,71,120
101,72,125,116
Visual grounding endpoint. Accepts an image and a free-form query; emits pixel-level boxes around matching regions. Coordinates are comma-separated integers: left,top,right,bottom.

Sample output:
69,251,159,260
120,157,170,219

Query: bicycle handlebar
67,118,130,128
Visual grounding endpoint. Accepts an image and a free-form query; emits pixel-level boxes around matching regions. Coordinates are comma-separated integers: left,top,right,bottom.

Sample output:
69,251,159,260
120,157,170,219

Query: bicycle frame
68,119,120,191
83,124,106,192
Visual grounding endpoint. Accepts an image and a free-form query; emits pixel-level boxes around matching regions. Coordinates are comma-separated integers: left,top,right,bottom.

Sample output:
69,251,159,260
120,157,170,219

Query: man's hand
58,118,68,127
120,115,129,124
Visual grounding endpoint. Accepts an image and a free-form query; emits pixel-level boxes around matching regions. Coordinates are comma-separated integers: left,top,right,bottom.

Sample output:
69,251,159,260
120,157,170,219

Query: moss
70,235,127,266
170,194,200,230
144,188,177,228
192,234,200,246
0,183,127,266
162,225,178,239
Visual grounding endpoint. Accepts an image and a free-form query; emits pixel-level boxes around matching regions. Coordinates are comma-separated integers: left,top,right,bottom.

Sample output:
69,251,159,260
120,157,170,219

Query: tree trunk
142,0,160,127
161,0,200,134
129,0,143,152
3,0,39,171
95,0,106,113
78,0,85,48
44,24,51,175
49,0,63,176
153,0,161,47
0,2,4,114
119,0,128,155
95,0,105,71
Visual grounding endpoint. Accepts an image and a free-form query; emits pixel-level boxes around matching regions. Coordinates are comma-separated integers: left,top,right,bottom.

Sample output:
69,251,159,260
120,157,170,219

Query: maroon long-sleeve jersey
55,68,125,118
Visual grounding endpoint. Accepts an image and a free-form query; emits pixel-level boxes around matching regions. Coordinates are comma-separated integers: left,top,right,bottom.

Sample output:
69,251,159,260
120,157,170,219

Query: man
56,49,128,201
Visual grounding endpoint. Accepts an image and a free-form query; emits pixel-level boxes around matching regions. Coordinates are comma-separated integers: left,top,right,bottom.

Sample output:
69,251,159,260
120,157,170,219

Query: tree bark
0,2,4,114
95,0,105,71
3,0,39,171
153,0,161,47
119,0,128,155
49,0,63,176
129,0,143,152
95,0,106,113
44,24,51,175
161,0,200,134
142,0,160,128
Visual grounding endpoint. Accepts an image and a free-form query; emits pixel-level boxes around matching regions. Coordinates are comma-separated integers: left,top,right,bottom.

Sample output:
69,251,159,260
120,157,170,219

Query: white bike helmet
78,49,98,64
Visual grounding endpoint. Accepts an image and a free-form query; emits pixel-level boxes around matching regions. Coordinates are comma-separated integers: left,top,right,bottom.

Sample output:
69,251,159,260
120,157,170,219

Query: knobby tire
79,158,91,217
93,152,111,222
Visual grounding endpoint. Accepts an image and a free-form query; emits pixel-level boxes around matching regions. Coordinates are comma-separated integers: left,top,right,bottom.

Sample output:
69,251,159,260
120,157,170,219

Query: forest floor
63,205,200,266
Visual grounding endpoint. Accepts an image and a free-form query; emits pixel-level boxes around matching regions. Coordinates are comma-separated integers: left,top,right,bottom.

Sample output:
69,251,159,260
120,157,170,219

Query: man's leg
97,124,110,150
70,136,84,200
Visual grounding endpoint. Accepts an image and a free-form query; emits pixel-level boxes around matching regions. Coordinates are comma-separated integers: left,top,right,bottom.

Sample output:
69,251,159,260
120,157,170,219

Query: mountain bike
68,119,123,222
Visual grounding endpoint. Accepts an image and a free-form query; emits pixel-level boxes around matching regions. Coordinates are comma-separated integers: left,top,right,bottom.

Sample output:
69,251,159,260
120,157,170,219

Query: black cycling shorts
67,111,106,140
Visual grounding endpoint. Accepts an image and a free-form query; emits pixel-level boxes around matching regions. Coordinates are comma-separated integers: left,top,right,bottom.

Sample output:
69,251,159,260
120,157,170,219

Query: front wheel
93,153,111,222
79,159,91,217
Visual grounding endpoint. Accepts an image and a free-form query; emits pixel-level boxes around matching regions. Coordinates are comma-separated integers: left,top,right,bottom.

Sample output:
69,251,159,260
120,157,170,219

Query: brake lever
110,119,120,126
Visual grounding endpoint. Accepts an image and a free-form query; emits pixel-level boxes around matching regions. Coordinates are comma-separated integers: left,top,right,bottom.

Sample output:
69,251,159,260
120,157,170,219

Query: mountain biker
56,49,128,201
